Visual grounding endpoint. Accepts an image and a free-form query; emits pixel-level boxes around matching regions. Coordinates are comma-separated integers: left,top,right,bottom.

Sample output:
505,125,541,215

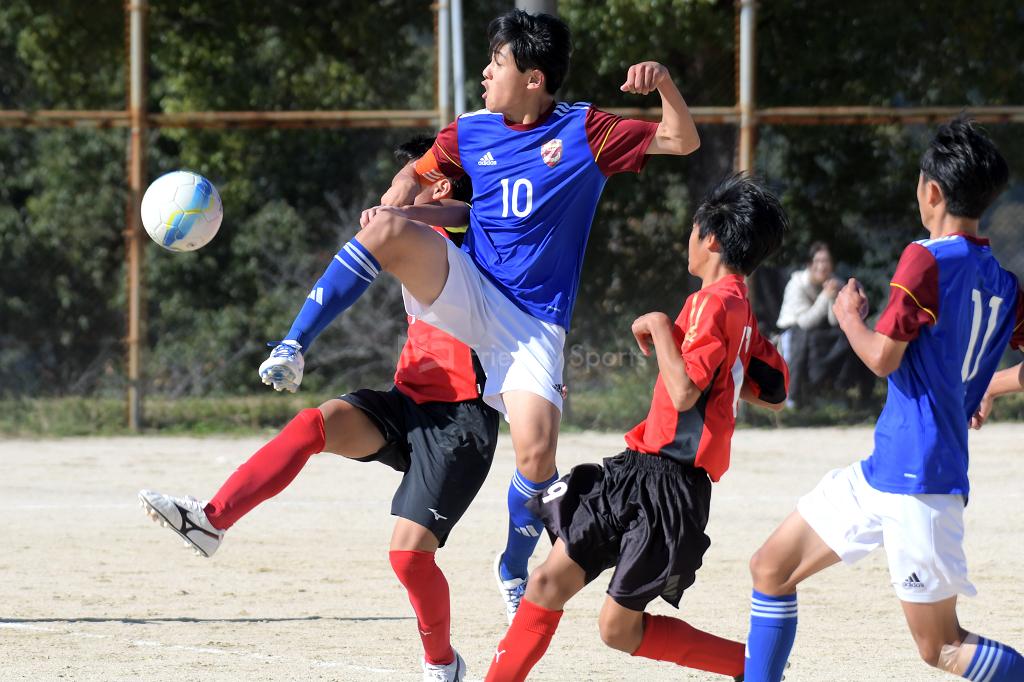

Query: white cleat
493,553,527,625
258,341,304,393
422,649,466,682
139,489,224,558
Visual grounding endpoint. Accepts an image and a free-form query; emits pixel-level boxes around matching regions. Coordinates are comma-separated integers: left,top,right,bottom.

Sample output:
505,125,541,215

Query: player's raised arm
632,311,702,411
620,61,699,156
381,123,465,206
360,201,470,230
380,161,423,207
834,277,909,377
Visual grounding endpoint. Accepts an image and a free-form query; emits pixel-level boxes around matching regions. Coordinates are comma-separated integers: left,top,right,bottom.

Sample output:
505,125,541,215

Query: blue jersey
422,103,658,330
863,234,1023,495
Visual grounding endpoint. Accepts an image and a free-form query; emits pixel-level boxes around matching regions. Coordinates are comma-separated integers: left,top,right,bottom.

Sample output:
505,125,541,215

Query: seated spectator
777,242,874,407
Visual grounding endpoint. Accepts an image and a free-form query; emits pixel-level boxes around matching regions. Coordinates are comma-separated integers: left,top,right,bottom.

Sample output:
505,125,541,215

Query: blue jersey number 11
962,289,1004,382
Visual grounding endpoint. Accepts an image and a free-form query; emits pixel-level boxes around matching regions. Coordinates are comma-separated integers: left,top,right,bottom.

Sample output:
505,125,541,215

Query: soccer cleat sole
138,494,214,558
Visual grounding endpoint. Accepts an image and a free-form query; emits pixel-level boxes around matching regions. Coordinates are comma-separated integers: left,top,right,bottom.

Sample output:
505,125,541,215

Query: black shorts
527,449,712,611
340,387,499,547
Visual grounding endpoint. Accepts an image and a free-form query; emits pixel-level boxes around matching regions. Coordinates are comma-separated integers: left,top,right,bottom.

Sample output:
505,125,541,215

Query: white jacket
776,269,838,330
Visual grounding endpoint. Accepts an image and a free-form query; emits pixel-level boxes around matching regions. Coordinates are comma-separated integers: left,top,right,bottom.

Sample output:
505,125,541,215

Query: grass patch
0,395,317,437
2,390,1022,438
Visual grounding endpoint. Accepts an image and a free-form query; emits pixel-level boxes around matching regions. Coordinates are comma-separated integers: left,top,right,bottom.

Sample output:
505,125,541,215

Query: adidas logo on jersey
513,524,540,537
478,151,497,166
902,572,925,589
307,287,324,305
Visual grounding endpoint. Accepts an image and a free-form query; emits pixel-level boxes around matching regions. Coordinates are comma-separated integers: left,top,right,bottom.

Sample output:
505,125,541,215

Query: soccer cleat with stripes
259,340,304,392
493,553,528,624
421,649,466,682
139,489,224,558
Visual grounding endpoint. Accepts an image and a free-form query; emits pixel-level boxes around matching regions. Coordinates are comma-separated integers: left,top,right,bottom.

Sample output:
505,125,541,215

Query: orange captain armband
414,149,446,185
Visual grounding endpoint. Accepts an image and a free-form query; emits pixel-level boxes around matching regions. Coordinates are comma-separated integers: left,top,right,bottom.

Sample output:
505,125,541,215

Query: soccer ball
141,170,223,252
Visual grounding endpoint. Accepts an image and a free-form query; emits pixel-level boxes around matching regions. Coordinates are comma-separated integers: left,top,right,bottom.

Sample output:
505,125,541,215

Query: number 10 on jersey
500,178,534,218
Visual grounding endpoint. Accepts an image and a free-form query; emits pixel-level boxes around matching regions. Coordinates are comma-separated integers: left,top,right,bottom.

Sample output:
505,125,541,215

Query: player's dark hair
394,136,435,166
693,174,789,276
394,136,473,204
919,117,1009,219
487,9,571,94
808,241,830,262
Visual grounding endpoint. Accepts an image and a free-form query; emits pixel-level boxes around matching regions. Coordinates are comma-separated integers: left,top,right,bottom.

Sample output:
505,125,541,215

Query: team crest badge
541,138,563,167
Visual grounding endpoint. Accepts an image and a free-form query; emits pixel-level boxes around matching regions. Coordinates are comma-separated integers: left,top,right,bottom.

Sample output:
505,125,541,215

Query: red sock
203,408,325,530
485,598,563,682
389,550,453,666
632,613,744,677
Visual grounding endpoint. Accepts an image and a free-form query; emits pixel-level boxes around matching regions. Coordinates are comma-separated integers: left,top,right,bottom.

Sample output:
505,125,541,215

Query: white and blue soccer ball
141,170,223,252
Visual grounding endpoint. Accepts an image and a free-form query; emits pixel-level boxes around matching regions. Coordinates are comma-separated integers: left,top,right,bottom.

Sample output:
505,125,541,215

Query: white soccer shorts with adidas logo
797,461,976,603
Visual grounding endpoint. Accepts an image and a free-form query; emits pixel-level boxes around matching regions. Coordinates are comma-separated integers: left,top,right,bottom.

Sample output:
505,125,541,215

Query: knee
915,639,946,669
358,210,412,259
388,548,436,587
527,565,556,600
917,635,973,671
749,548,797,594
526,564,567,608
514,438,558,480
598,618,638,653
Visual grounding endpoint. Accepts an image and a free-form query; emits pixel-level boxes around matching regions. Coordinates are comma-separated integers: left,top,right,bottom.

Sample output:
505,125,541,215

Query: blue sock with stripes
963,636,1024,681
744,590,797,682
285,238,380,350
499,469,559,581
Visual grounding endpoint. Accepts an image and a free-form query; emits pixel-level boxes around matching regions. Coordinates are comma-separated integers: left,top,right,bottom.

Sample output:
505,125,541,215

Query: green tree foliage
0,0,1021,429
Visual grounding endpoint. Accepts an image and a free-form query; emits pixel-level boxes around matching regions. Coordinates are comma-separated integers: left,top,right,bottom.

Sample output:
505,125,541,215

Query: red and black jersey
393,225,484,404
624,275,789,481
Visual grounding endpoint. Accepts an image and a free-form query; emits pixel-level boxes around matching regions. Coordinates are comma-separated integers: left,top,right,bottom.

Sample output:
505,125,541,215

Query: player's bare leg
601,596,746,679
522,538,587,609
504,391,560,483
494,390,561,621
749,511,842,595
901,597,1024,679
355,211,450,307
598,598,644,653
902,597,971,671
319,398,388,457
744,511,841,682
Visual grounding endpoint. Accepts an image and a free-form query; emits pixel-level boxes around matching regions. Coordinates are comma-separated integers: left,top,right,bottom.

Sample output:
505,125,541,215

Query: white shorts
402,235,566,416
797,462,976,603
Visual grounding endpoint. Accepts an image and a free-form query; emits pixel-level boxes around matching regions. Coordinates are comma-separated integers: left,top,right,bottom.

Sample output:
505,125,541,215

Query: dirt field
2,424,1022,681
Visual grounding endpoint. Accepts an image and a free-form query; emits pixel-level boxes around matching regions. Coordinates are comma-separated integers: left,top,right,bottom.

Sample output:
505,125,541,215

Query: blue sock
499,469,558,581
963,636,1024,681
285,238,380,350
744,590,797,682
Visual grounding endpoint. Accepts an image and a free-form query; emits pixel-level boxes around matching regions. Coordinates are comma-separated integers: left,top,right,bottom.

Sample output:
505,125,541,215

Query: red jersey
393,226,483,404
624,275,789,481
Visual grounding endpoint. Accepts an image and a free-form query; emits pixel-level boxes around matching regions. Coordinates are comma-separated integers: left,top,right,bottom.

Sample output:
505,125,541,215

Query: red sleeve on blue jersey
679,293,728,391
876,242,940,342
585,107,659,177
744,325,789,404
415,120,463,181
1011,281,1024,350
